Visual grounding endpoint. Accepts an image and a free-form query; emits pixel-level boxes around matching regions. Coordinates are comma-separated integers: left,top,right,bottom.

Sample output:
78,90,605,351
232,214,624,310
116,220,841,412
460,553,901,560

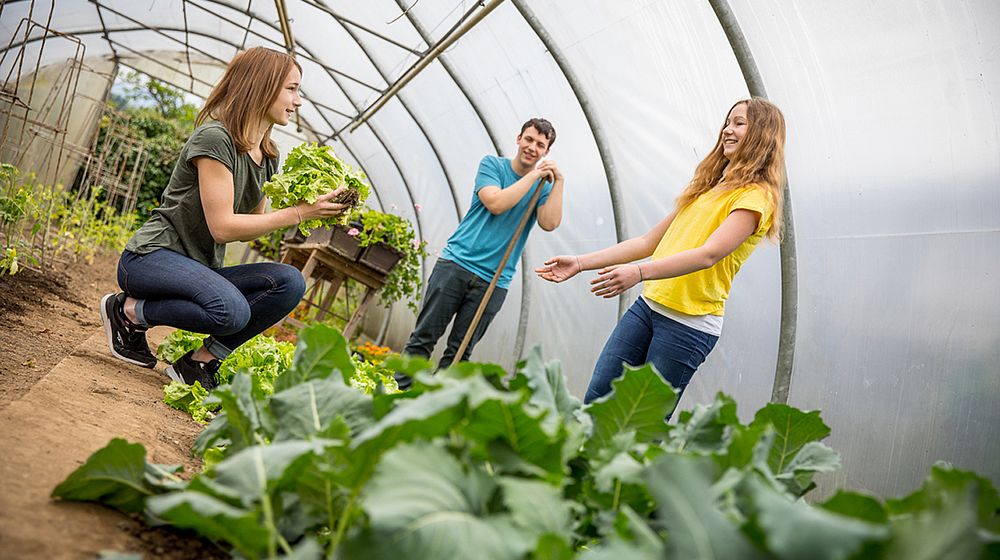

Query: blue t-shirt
441,155,552,288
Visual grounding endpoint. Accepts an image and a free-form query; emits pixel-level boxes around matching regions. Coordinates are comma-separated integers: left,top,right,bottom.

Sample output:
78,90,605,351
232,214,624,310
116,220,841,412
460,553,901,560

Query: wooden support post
315,274,345,321
344,287,377,339
278,242,390,338
300,249,319,280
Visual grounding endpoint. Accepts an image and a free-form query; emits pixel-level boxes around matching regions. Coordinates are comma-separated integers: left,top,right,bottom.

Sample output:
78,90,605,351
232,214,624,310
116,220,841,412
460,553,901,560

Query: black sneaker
393,372,413,391
165,350,220,390
100,293,157,368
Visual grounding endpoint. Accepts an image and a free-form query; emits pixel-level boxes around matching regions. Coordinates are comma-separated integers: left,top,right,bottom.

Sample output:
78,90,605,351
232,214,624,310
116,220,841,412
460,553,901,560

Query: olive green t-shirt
125,121,275,268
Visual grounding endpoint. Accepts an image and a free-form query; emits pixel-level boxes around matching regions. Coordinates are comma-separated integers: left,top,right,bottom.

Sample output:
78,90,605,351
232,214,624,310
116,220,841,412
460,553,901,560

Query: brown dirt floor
0,253,226,559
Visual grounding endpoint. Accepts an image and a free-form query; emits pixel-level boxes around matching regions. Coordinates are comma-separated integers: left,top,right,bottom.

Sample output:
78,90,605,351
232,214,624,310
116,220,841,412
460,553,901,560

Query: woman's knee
207,297,251,335
272,263,306,300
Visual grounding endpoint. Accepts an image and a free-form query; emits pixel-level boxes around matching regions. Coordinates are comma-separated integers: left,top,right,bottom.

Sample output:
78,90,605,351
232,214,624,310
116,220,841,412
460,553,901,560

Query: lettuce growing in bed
263,142,370,235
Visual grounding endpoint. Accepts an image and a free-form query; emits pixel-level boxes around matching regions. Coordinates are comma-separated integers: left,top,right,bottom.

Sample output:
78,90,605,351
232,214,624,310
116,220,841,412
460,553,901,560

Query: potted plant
347,206,428,312
328,221,364,260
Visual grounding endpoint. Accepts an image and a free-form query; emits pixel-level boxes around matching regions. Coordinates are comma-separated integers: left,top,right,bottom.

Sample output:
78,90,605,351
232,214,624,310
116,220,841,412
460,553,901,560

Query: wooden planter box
358,242,404,274
282,226,308,244
283,226,334,246
283,225,361,258
329,226,362,260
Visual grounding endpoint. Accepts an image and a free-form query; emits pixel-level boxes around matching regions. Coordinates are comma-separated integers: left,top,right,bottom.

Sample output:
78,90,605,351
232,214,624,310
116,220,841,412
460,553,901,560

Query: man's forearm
479,171,542,214
537,179,564,231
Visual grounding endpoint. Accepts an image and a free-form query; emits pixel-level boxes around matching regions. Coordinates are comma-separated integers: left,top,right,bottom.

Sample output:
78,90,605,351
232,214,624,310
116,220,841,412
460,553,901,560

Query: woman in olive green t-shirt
99,47,346,389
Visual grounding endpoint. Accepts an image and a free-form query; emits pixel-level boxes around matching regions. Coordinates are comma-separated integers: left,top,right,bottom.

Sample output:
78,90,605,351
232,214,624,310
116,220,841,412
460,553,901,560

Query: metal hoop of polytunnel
2,0,996,500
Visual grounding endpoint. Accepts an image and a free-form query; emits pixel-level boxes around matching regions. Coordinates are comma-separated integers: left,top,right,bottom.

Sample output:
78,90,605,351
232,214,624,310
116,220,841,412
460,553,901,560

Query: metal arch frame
91,0,402,214
175,0,423,243
509,0,626,259
179,0,381,94
0,23,358,121
346,0,505,134
1,23,354,124
3,21,390,213
394,0,551,360
91,0,118,60
88,0,383,94
315,0,462,226
180,0,195,90
708,0,798,405
395,2,547,363
193,0,429,341
273,0,295,54
393,0,506,158
216,0,425,235
508,0,629,363
296,0,423,57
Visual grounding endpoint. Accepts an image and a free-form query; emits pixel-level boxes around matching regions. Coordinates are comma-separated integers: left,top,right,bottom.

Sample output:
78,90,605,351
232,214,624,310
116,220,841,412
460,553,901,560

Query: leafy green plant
164,381,212,423
263,143,370,235
348,206,428,312
0,163,33,274
351,358,399,395
55,324,1000,559
0,162,138,273
155,329,208,364
215,334,295,397
157,329,397,423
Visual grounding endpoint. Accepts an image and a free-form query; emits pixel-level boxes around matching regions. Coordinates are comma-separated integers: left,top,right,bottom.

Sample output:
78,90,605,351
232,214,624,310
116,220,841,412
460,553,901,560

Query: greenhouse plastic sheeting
1,0,997,499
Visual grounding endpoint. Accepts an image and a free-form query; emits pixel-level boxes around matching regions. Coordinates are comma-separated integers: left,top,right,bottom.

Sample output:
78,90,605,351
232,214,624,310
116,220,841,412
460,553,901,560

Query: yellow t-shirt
643,184,774,316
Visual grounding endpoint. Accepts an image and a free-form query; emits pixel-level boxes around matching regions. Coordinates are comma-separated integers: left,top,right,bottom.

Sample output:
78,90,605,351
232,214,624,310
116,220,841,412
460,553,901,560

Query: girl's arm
590,209,760,298
196,157,347,243
536,209,677,283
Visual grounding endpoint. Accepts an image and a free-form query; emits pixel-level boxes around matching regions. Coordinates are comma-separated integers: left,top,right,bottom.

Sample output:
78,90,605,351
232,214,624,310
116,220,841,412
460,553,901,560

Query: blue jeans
403,259,507,369
585,298,719,417
117,249,305,359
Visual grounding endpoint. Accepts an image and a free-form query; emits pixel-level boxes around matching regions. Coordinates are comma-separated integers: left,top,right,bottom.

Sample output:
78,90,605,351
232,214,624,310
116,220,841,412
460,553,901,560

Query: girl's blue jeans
585,298,719,418
117,249,306,359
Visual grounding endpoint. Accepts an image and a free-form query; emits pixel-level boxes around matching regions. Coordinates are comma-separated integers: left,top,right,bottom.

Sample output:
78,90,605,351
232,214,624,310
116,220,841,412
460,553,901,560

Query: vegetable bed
53,324,999,559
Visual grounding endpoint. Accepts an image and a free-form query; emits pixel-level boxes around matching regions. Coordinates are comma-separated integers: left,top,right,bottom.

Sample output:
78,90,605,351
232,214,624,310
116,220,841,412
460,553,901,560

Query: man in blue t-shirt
397,118,565,388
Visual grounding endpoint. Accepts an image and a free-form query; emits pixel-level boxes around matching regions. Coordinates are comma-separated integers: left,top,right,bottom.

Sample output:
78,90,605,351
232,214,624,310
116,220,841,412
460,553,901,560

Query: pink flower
412,239,420,249
414,204,422,213
347,228,360,237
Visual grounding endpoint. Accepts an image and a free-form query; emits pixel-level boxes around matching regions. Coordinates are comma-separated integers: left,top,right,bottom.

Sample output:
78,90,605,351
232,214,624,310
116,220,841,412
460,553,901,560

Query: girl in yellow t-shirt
537,98,786,416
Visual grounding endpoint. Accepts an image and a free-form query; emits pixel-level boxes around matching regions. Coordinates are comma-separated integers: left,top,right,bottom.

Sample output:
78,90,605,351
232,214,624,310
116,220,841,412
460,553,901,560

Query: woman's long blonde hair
675,98,786,239
196,47,301,160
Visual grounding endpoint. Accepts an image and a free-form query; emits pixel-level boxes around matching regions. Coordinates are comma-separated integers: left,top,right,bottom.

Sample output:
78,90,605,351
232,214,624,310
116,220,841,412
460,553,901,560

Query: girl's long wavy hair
676,98,786,239
196,47,301,160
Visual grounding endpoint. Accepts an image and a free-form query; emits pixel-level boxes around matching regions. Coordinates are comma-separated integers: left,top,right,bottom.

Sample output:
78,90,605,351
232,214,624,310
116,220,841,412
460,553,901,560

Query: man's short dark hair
520,118,556,147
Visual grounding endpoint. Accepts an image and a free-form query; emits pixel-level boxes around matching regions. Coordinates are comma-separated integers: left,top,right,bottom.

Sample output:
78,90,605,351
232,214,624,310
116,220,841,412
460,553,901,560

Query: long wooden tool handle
453,177,549,363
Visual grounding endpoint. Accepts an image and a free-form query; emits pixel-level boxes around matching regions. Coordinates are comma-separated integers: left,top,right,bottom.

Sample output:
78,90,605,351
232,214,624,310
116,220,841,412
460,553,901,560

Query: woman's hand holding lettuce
263,142,371,235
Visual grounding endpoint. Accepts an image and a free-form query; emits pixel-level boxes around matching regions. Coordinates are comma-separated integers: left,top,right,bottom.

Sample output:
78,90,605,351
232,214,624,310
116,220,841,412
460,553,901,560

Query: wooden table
280,241,388,339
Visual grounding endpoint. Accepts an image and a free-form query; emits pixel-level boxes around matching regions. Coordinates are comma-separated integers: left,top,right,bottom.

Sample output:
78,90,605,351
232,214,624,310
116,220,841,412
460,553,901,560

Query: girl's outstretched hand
298,187,349,220
591,264,641,298
535,256,581,283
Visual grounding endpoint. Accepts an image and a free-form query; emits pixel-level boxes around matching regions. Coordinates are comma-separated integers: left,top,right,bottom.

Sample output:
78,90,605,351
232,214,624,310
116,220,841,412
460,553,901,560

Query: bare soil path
0,254,224,559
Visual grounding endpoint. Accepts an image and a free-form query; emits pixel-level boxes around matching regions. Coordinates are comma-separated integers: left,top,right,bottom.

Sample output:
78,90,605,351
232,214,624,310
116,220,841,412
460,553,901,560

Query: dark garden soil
0,252,227,559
